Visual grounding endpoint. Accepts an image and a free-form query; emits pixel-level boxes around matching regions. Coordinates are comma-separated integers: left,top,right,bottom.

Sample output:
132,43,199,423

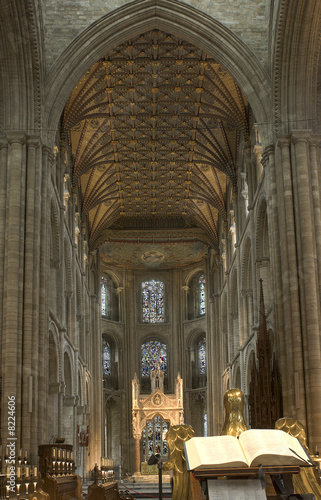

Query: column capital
309,135,321,148
26,135,42,149
276,135,291,148
6,131,26,145
291,130,312,144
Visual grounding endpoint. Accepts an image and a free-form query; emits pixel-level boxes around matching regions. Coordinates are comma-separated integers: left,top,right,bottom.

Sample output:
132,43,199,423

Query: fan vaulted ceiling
63,30,250,269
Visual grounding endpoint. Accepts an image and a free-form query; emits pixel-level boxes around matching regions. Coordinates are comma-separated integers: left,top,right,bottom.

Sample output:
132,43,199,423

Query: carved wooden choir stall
38,444,84,500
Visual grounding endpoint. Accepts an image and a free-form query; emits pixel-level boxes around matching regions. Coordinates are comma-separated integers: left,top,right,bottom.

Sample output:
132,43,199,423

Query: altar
131,367,184,474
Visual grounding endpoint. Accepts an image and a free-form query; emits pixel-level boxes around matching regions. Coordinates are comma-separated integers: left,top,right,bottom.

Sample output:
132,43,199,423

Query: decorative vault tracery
63,29,250,261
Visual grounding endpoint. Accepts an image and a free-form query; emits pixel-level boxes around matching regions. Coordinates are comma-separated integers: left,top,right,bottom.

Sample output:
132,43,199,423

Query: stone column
2,133,27,447
274,135,303,421
133,435,141,474
263,144,287,410
291,131,321,445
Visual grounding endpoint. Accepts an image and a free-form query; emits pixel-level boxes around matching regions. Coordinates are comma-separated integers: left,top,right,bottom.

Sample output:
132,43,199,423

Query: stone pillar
134,435,141,474
291,131,321,445
263,144,287,411
2,133,27,447
274,136,304,421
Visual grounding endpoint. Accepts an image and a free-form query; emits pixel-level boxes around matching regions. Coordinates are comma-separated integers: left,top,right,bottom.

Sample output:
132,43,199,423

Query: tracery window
199,274,206,315
198,337,206,375
142,280,164,323
101,277,108,317
141,340,167,378
142,416,169,460
102,338,111,377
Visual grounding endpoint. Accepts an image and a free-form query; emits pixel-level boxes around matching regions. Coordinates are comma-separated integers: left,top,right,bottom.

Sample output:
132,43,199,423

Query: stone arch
241,236,254,340
274,0,321,133
102,330,122,390
44,0,272,148
78,366,84,406
232,363,241,390
48,321,61,440
0,0,42,131
101,269,121,289
184,267,205,286
244,342,256,394
63,349,73,397
48,329,59,385
48,320,61,379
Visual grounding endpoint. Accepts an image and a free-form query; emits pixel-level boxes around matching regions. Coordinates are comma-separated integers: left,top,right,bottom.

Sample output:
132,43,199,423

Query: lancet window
102,338,111,377
101,277,108,317
198,337,206,375
199,274,206,315
142,280,164,323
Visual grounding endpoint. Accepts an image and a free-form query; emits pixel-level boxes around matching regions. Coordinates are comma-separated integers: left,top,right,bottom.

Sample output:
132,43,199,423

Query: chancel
1,0,321,498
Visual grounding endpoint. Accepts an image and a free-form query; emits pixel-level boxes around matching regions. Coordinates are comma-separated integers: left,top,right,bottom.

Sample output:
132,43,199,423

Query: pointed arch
44,0,272,148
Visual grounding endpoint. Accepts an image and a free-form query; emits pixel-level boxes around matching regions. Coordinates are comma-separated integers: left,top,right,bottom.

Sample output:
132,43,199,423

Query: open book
184,429,313,471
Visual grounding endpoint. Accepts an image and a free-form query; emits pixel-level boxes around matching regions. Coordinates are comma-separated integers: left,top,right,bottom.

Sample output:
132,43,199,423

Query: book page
239,429,311,467
208,479,267,500
184,436,248,470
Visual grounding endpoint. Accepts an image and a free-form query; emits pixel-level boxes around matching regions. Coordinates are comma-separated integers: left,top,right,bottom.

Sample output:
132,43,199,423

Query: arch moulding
44,0,272,147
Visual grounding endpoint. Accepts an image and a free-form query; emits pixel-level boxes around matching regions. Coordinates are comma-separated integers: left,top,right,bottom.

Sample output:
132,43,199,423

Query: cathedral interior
1,0,321,482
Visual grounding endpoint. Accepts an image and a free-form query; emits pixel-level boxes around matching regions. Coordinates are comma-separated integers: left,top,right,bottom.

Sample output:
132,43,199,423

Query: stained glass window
142,416,169,460
102,338,111,377
141,340,167,378
204,413,208,437
142,280,164,323
101,277,107,317
199,274,206,315
198,337,206,375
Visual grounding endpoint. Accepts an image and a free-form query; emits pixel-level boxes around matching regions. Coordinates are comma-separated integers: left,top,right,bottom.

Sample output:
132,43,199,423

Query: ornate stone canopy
63,29,250,267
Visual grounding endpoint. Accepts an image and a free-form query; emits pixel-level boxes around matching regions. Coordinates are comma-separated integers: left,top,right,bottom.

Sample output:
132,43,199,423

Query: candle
33,466,37,477
6,466,10,478
52,447,56,458
25,466,30,478
18,449,22,459
16,466,21,478
5,447,9,457
24,450,28,458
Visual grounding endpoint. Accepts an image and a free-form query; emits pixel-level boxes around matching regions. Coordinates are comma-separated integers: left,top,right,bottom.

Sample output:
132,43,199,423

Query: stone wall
43,0,269,71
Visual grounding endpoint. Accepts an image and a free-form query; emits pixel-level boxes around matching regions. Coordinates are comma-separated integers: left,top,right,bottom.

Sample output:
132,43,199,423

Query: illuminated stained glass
141,340,167,377
142,280,164,323
142,416,169,460
198,337,206,375
102,338,111,376
101,277,107,317
199,274,206,315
